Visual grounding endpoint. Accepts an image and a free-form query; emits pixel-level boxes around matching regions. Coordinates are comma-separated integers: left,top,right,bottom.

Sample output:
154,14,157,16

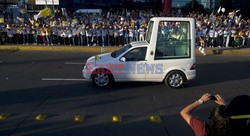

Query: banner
163,0,172,14
35,0,59,5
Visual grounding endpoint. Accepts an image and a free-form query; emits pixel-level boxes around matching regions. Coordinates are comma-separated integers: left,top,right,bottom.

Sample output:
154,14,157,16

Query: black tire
91,69,113,87
165,71,186,88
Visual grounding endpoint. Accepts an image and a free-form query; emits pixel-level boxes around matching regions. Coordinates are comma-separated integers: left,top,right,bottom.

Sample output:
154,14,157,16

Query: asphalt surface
0,51,250,136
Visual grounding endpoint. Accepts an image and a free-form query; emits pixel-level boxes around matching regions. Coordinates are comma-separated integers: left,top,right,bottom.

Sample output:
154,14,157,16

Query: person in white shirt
208,28,215,47
134,25,139,41
60,28,66,45
31,26,37,45
101,26,107,46
223,27,230,47
114,26,119,46
139,25,145,41
124,26,129,44
66,27,73,46
80,25,86,46
218,27,224,47
96,25,101,46
128,26,134,43
85,25,92,46
72,26,78,46
118,25,124,46
214,29,219,47
108,26,114,46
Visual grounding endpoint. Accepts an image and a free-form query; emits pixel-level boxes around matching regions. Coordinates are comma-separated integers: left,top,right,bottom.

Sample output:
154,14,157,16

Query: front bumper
82,66,91,80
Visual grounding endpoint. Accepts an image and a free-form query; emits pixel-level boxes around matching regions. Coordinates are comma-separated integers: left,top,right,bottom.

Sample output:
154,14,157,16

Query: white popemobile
83,17,196,88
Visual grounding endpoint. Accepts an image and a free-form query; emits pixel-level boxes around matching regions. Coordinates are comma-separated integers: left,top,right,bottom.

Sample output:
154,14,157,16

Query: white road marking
42,78,89,81
64,62,85,65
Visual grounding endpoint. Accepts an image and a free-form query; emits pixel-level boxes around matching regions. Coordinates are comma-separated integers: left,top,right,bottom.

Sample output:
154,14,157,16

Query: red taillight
190,63,196,70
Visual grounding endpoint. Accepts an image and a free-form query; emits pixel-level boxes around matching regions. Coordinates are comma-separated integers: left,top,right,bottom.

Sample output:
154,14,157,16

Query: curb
1,45,250,55
0,45,119,53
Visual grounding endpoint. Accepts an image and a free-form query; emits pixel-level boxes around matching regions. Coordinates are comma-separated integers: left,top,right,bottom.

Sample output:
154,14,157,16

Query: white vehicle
82,17,196,88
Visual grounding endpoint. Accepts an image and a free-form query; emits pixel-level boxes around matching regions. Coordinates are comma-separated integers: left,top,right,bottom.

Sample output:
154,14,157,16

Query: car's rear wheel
165,71,185,88
92,69,112,87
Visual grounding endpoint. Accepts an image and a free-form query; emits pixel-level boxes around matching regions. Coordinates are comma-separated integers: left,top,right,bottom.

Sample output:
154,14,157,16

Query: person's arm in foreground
180,93,211,125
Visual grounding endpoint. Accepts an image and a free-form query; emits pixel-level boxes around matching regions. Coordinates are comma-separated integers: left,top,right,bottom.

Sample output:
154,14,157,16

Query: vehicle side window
123,47,147,61
155,21,190,60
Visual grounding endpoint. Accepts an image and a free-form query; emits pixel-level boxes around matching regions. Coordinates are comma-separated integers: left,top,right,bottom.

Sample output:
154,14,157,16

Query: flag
62,21,70,27
34,8,52,20
0,18,4,23
29,19,34,25
228,10,236,19
235,9,240,13
17,17,25,23
217,6,221,14
19,8,27,14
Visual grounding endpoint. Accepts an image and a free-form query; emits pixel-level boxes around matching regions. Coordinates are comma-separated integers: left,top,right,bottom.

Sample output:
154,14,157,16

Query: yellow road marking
149,115,162,123
112,116,122,123
73,115,84,122
35,114,47,121
0,113,10,120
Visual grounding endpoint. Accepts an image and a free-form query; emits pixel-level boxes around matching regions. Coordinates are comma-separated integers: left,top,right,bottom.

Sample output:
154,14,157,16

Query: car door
116,47,147,81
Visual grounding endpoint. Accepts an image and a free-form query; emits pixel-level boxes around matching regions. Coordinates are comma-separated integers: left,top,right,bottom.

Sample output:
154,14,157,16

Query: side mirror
120,57,126,62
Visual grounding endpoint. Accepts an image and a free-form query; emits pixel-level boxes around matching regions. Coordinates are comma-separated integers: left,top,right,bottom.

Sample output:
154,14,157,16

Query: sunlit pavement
0,51,250,136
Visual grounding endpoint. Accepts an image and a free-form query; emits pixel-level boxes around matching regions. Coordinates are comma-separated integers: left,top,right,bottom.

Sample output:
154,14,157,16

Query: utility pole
52,0,55,17
52,0,55,11
45,0,48,8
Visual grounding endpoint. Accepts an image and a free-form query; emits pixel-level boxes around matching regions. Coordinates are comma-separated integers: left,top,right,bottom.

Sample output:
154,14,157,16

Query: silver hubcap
168,73,183,88
94,73,109,87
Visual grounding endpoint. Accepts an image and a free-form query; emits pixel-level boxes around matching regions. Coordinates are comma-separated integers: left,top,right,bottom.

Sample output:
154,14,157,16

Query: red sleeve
190,117,207,136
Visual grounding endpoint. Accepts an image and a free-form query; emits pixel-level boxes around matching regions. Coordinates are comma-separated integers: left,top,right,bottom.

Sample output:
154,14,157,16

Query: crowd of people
0,9,249,49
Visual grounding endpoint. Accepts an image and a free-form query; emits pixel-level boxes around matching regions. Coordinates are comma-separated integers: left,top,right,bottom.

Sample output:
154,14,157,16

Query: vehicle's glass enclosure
146,21,154,44
155,21,190,59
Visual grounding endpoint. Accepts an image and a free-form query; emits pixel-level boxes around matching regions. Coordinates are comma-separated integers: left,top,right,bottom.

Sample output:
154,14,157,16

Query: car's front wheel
92,69,112,87
165,71,186,88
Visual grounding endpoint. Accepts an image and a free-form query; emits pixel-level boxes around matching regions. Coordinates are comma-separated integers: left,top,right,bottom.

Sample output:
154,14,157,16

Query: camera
210,96,217,100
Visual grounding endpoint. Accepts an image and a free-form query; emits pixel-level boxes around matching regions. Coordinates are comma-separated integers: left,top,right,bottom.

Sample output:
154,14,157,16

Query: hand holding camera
199,93,226,106
213,94,226,106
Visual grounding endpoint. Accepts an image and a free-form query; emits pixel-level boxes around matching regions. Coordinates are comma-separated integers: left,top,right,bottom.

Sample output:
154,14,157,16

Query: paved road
0,51,250,136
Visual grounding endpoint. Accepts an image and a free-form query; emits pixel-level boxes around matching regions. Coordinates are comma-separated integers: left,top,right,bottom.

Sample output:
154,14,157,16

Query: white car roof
150,17,195,22
130,41,149,47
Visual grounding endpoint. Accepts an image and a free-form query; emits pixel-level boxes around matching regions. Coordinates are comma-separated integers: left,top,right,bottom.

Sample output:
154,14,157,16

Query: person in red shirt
180,93,231,136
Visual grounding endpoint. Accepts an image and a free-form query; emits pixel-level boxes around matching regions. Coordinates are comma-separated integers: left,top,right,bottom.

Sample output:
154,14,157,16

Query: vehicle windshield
111,44,132,58
146,21,154,44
